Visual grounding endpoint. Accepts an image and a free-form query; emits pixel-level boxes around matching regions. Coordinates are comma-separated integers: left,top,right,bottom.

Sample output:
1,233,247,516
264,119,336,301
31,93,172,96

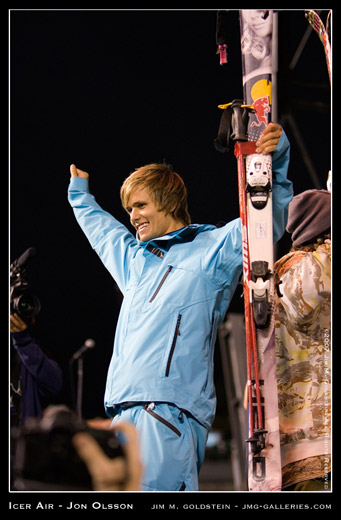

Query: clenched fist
70,164,89,180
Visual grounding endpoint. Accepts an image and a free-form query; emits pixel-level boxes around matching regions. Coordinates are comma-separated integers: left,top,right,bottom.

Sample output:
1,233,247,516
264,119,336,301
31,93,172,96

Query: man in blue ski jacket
68,122,292,491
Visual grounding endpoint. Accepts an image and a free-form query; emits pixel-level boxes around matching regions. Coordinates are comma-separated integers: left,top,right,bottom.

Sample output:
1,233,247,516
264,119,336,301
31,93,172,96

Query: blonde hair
120,163,191,226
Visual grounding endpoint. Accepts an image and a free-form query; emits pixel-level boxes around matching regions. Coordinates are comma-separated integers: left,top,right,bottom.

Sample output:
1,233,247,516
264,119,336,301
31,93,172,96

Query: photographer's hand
70,164,89,181
10,313,29,332
72,420,142,491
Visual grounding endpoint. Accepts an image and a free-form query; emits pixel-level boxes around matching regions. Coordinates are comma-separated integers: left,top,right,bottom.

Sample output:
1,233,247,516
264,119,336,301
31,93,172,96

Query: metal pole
76,357,84,419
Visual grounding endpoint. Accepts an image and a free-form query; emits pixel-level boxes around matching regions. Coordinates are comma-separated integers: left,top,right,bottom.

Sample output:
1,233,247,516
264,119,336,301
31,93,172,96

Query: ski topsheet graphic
305,10,331,84
215,10,281,491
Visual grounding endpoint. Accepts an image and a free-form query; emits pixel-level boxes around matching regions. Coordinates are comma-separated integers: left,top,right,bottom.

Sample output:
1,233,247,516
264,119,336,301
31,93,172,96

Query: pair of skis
215,9,280,491
215,9,332,491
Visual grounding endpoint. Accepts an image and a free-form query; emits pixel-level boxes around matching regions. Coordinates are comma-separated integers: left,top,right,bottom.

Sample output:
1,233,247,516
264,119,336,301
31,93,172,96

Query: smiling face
125,187,183,242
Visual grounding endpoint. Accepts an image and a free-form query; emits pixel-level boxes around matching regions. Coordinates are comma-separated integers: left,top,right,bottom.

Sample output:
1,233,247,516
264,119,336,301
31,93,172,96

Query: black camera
12,406,125,491
10,247,41,323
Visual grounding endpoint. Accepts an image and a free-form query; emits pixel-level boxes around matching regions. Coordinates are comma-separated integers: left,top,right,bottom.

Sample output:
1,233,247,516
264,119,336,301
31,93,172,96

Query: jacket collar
138,224,216,257
138,223,214,245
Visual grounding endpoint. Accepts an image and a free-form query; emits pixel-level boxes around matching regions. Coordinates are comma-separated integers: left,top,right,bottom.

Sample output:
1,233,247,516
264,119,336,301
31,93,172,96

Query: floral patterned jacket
274,240,331,488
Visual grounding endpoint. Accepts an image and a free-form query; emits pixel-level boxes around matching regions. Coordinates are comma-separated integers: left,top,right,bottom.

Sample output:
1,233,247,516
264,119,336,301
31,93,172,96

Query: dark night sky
10,9,331,419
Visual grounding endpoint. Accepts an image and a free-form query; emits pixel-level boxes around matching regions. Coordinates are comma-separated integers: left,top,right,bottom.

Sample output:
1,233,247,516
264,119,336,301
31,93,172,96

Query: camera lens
15,293,41,319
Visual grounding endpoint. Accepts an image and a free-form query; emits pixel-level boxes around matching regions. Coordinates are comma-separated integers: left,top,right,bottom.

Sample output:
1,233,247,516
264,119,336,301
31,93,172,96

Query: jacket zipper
143,404,181,437
165,314,182,377
149,265,173,302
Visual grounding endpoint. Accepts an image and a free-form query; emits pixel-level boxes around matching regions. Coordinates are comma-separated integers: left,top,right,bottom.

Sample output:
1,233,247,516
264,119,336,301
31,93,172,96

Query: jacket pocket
149,265,173,302
165,314,182,377
143,403,181,437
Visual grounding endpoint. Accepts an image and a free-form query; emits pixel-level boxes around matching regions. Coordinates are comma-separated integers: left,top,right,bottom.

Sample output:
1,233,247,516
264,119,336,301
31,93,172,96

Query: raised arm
202,123,292,285
68,165,139,293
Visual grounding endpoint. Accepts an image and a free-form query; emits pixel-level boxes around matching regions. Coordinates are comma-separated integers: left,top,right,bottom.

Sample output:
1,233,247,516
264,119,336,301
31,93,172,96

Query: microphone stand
69,339,95,419
76,356,84,419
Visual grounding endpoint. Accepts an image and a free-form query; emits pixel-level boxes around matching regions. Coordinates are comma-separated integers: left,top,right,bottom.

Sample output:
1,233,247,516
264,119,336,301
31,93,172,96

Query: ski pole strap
214,99,254,153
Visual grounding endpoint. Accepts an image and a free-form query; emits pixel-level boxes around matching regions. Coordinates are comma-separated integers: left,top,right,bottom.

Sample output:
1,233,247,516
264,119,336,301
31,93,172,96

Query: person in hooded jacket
274,189,331,491
68,122,292,491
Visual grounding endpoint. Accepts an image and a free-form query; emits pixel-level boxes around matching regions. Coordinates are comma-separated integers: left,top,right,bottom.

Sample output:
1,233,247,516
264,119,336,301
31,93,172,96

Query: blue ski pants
111,402,209,491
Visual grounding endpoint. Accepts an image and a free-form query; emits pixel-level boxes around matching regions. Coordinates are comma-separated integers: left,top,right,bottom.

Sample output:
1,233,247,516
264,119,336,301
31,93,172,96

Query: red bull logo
251,95,270,127
250,79,272,128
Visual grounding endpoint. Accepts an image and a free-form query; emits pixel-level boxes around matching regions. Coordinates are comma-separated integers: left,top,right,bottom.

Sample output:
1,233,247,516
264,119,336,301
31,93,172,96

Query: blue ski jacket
68,132,292,429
